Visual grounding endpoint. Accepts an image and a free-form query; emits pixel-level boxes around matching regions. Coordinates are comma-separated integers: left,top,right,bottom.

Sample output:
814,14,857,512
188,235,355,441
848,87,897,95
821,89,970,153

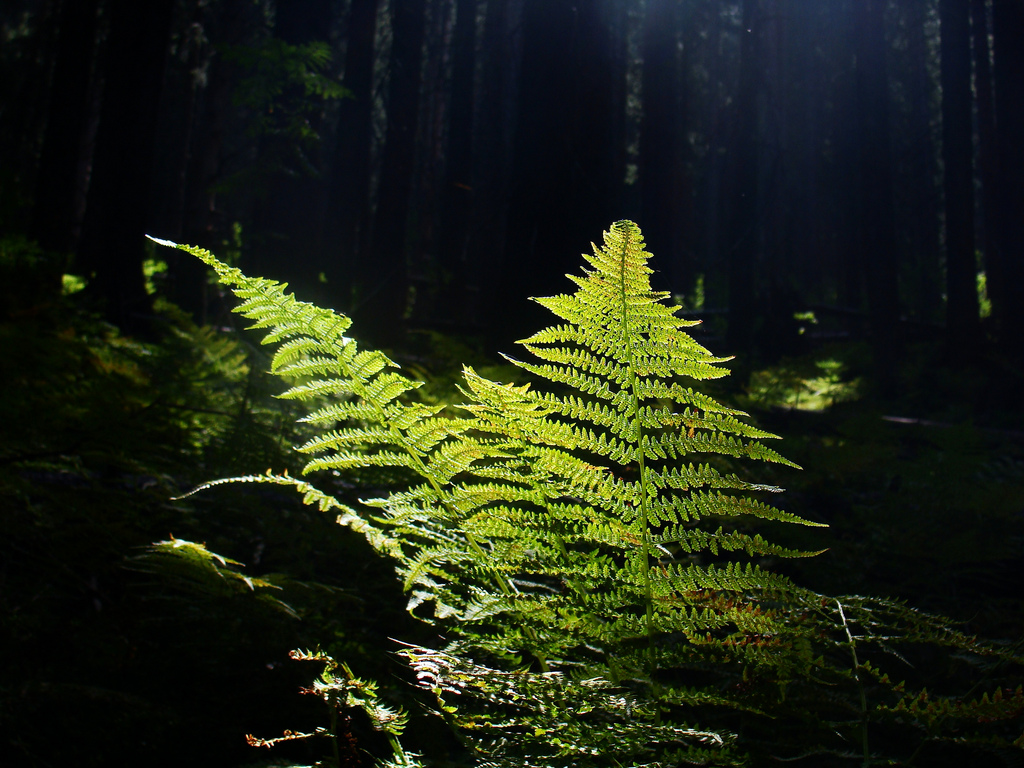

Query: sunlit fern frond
151,223,1022,766
452,223,825,669
401,643,741,768
148,238,546,631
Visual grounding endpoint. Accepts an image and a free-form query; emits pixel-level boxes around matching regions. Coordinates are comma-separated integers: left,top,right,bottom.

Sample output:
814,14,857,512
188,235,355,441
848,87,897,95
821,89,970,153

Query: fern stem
837,599,871,767
614,225,657,669
329,703,341,767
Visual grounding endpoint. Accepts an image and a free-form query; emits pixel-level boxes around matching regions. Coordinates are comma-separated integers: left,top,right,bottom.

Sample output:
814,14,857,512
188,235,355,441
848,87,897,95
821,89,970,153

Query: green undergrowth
150,223,1022,767
3,231,1023,766
743,347,1024,643
0,241,426,767
743,343,867,412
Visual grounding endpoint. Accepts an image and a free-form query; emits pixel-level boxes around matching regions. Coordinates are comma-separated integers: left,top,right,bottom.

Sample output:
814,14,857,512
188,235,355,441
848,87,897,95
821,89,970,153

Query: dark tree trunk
463,0,515,332
971,0,1001,323
775,0,820,304
829,1,863,328
249,0,338,305
569,1,621,238
940,0,980,343
358,0,427,345
725,0,760,356
76,0,176,335
172,0,270,321
156,0,216,319
902,0,942,325
408,0,456,325
434,0,477,329
696,2,728,309
641,0,691,293
603,0,633,222
855,0,901,391
991,0,1024,358
501,0,619,347
324,0,379,313
29,0,100,256
4,0,59,209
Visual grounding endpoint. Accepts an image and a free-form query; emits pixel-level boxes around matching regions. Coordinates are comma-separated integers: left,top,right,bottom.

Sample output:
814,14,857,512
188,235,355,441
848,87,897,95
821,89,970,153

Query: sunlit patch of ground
746,356,862,411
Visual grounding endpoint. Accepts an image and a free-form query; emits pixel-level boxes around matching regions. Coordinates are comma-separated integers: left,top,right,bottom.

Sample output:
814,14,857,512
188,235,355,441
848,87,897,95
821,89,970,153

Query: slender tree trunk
971,0,1001,323
408,0,455,325
249,0,337,305
464,0,514,332
358,0,427,345
991,0,1024,358
29,0,100,256
831,1,863,328
157,0,215,320
699,3,728,308
725,0,761,355
940,0,980,343
434,0,477,329
324,0,379,313
606,0,634,221
855,0,901,391
641,0,690,292
7,0,59,205
570,0,621,245
901,0,942,325
777,0,820,303
76,0,176,335
501,0,618,346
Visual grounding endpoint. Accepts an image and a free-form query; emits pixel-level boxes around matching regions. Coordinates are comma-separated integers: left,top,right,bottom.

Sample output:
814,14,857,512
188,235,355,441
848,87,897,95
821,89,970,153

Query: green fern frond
249,649,424,767
131,537,301,618
154,222,1021,766
147,238,468,492
401,644,739,767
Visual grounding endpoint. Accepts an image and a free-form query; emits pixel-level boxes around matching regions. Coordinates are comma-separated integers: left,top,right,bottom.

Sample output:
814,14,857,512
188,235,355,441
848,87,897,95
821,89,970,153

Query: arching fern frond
151,224,1022,766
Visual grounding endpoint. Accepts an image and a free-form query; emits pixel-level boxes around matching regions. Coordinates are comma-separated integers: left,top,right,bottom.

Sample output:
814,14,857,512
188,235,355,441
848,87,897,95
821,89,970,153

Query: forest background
1,0,1023,766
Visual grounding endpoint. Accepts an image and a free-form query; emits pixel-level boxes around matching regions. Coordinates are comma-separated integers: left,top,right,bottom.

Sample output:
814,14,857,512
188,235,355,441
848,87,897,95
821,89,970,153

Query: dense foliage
147,222,1023,766
0,234,421,766
3,224,1023,766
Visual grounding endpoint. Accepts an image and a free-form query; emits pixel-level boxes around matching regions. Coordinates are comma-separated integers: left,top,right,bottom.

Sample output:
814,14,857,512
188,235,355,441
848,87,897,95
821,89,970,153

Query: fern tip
146,234,179,249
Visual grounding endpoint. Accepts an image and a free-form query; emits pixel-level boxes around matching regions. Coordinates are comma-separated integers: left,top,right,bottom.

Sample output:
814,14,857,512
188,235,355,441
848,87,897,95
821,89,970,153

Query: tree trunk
725,0,761,356
641,0,690,294
76,0,176,335
408,0,455,326
29,0,100,256
971,0,1001,324
323,0,379,314
434,0,477,329
991,0,1024,358
830,1,863,329
940,0,979,343
249,0,338,305
902,0,943,326
463,0,515,332
501,0,619,347
358,0,427,346
855,0,901,391
156,0,215,320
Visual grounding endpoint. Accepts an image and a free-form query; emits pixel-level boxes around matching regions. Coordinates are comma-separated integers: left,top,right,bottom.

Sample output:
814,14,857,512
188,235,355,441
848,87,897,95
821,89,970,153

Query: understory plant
152,222,1023,766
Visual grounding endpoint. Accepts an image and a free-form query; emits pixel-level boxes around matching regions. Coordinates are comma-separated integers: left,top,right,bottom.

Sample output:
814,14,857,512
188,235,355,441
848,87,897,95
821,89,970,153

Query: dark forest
2,1,1023,766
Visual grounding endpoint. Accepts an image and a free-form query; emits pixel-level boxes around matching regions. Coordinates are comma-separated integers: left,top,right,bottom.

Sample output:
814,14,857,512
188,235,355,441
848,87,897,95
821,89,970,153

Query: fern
150,223,1022,766
248,648,423,768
